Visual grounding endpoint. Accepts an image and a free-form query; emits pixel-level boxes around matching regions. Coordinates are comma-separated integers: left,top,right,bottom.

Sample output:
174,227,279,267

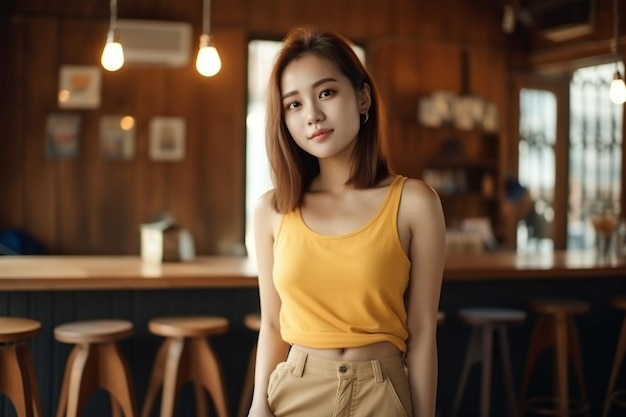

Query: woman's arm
248,193,291,417
402,180,446,417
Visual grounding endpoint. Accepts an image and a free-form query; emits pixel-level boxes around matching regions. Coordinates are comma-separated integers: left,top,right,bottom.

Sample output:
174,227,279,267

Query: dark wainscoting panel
2,276,626,417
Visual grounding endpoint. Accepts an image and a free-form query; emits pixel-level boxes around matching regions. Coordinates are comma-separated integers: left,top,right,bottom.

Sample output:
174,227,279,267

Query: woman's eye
285,101,300,110
320,89,334,98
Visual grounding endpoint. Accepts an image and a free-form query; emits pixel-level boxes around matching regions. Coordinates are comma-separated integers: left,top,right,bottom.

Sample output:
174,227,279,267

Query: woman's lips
310,129,332,141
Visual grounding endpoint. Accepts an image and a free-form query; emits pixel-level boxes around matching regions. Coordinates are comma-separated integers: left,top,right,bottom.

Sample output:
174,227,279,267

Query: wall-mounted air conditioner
116,20,192,67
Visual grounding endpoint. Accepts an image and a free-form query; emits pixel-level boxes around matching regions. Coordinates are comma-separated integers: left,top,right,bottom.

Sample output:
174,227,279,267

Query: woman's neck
312,159,353,194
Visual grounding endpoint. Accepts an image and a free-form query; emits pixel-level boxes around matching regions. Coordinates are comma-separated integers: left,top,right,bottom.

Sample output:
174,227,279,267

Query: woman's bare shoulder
254,189,282,228
401,177,442,208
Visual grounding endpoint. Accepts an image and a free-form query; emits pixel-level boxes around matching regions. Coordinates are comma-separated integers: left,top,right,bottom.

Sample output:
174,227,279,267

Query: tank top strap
381,175,407,224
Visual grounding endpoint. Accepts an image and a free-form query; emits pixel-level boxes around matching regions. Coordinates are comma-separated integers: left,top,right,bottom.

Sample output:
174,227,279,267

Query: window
517,89,556,252
245,40,282,256
517,62,623,252
569,63,623,249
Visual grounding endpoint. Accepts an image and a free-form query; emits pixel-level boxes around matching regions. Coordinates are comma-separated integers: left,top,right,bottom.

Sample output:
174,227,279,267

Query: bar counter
1,251,625,417
0,250,624,290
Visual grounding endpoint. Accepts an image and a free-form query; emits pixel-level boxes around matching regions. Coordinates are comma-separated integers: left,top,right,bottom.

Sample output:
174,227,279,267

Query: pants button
338,364,347,373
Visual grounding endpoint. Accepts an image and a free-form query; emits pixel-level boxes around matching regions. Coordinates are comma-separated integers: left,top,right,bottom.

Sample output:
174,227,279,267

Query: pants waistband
286,346,405,382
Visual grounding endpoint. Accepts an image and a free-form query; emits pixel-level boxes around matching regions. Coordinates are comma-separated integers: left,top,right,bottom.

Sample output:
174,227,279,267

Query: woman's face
280,53,367,160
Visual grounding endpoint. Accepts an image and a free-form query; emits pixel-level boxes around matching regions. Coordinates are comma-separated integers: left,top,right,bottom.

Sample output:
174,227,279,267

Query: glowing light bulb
101,38,124,72
610,71,626,104
196,34,221,77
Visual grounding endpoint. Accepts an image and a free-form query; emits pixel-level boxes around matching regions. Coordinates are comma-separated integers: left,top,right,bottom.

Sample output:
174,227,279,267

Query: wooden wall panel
22,19,59,251
0,18,25,230
2,0,519,254
395,0,446,38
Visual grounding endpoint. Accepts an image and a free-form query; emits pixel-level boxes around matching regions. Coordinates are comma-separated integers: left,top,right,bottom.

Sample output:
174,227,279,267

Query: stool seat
55,319,133,344
0,317,42,417
55,319,136,417
453,307,525,417
141,315,230,417
519,299,590,417
459,308,526,326
437,311,446,326
603,296,626,417
148,316,229,338
0,317,41,342
530,299,589,315
244,313,261,332
612,297,626,311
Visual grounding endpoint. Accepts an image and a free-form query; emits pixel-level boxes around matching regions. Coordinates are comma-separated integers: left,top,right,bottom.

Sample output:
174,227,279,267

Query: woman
249,25,446,417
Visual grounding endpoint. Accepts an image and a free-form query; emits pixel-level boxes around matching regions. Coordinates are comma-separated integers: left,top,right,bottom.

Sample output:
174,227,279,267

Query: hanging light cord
202,0,211,36
613,0,620,56
108,0,118,37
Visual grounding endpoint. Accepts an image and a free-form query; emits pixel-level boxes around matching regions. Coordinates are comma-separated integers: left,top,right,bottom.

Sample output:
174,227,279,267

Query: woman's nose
306,105,324,124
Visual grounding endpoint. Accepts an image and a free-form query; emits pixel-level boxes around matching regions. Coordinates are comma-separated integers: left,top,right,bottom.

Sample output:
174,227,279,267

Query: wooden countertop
0,251,624,291
0,256,259,290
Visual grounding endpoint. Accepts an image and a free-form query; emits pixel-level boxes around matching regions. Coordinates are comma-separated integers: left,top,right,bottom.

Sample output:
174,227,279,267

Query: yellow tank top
273,175,411,352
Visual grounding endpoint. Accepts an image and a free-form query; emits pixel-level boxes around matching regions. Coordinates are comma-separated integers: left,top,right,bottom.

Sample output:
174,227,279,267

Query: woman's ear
359,83,372,114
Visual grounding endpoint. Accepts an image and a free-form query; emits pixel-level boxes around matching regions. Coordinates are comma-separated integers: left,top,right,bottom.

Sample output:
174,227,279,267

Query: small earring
363,112,369,124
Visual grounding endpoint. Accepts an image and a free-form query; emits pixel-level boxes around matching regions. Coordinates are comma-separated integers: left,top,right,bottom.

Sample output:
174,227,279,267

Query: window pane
517,88,556,253
245,40,282,256
569,63,623,249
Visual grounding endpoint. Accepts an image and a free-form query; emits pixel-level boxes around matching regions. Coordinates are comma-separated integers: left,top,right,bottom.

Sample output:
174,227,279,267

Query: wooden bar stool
603,296,626,417
518,299,590,417
141,316,230,417
451,307,526,417
237,313,261,417
55,319,136,417
0,317,43,417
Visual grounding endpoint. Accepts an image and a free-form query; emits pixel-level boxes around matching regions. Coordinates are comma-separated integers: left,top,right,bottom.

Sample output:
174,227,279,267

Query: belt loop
292,350,307,378
371,360,383,383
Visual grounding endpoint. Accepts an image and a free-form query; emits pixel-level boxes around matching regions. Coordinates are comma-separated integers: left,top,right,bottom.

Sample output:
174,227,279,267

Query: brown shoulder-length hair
266,25,391,213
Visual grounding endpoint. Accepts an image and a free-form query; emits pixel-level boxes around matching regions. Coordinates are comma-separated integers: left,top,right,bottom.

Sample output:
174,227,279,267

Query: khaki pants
267,347,413,417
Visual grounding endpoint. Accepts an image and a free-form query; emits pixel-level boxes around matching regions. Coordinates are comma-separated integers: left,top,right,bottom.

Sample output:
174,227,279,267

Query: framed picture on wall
149,117,186,161
100,115,136,160
45,113,81,158
58,65,101,109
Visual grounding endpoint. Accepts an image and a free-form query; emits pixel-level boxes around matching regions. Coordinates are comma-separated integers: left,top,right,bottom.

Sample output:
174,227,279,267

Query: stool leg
189,337,230,417
97,342,136,417
193,383,209,417
160,337,186,417
19,343,43,417
519,316,554,417
112,398,122,417
141,339,171,417
452,327,481,417
237,344,258,417
498,327,517,417
480,326,494,417
57,343,97,417
0,343,40,417
603,316,626,417
554,314,569,417
567,317,589,417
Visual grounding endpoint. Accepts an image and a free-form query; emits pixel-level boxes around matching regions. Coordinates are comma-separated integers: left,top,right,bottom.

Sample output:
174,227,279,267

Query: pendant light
196,0,221,77
610,0,626,104
101,0,124,72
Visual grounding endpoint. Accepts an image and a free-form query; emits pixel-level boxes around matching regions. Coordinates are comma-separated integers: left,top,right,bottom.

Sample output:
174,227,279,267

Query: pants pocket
267,362,289,400
383,370,413,417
